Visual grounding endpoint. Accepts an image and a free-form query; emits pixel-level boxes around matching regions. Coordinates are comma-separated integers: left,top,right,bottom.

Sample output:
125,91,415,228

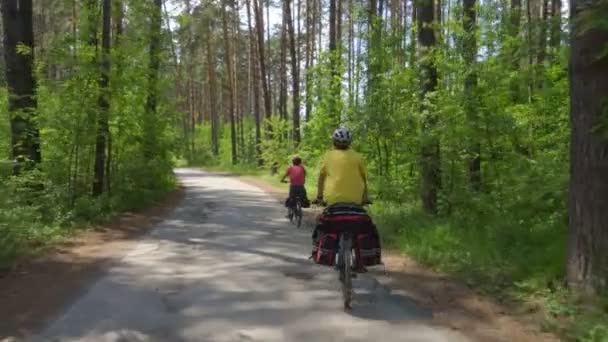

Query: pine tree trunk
305,0,313,121
144,0,162,158
408,0,417,67
537,0,548,64
279,14,288,120
253,0,272,121
337,0,342,50
418,0,440,214
205,20,219,156
347,0,354,105
566,0,608,294
232,0,245,156
463,0,480,191
222,2,238,164
1,0,41,173
246,0,262,164
285,0,301,144
306,0,318,121
329,0,337,50
549,0,561,53
93,0,111,196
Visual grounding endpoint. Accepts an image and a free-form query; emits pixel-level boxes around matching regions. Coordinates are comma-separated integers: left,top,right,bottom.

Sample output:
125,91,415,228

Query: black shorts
289,185,307,199
286,185,308,207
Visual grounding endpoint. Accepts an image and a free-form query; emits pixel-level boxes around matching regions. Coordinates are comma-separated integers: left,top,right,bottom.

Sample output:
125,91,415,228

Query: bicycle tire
296,201,302,228
341,234,353,311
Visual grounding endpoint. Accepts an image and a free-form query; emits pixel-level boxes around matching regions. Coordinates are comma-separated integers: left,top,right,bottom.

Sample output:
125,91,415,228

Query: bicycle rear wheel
341,234,353,311
296,201,302,228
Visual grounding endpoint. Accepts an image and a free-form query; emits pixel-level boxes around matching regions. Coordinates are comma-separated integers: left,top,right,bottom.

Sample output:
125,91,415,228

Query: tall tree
1,0,41,173
463,0,480,190
285,0,301,143
253,0,272,121
144,0,163,158
537,0,549,64
566,0,608,294
505,0,524,104
222,1,238,164
205,14,220,156
279,14,288,120
305,0,317,121
417,0,440,214
93,0,111,196
549,0,561,52
246,0,262,163
329,0,337,50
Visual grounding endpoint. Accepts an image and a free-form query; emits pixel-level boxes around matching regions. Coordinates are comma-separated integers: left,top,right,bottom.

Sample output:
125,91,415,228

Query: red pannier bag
312,206,382,267
354,227,382,267
312,232,338,266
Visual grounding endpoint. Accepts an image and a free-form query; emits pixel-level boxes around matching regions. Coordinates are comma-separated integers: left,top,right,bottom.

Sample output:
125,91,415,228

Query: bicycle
282,180,304,228
313,200,372,311
287,196,303,228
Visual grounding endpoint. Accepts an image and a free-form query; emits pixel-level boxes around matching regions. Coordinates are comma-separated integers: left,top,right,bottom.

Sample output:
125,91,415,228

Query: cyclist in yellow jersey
316,127,369,205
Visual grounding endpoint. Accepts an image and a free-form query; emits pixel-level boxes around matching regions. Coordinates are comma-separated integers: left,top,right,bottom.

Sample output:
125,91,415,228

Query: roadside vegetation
2,0,607,340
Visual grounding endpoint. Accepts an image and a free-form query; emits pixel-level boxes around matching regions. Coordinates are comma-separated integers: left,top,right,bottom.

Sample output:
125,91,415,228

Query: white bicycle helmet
332,127,352,146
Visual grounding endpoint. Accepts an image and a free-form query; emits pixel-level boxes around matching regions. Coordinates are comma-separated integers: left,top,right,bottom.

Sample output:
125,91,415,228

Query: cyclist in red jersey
281,156,309,215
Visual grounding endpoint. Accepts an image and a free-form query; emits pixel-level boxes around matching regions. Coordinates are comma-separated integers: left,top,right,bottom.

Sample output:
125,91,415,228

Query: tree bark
306,0,318,121
537,0,549,64
305,0,313,121
1,0,41,173
205,18,219,156
222,1,238,164
285,0,301,144
253,0,272,121
93,0,111,196
549,0,561,52
417,0,440,214
246,0,262,164
337,0,342,50
566,0,608,294
347,0,354,104
329,0,337,50
279,13,288,120
463,0,480,191
144,0,162,158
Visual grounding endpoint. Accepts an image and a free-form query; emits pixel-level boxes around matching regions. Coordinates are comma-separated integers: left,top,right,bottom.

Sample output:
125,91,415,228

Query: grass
203,162,608,342
373,201,608,342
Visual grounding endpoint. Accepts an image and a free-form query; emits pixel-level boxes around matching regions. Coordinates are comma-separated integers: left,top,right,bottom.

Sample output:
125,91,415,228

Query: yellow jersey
319,149,367,205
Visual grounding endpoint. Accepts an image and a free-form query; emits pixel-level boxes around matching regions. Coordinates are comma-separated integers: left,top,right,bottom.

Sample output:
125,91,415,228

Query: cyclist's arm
317,162,327,200
281,168,290,183
359,156,369,203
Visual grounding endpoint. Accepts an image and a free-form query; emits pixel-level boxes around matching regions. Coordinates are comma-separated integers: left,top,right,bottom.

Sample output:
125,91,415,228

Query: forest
0,0,607,339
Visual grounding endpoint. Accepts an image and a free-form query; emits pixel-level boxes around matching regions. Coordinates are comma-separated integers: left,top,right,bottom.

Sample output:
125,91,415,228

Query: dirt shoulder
0,186,185,341
237,174,559,342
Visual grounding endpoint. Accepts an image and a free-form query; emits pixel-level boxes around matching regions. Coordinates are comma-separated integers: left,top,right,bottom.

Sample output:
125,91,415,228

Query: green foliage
260,117,295,171
0,0,177,268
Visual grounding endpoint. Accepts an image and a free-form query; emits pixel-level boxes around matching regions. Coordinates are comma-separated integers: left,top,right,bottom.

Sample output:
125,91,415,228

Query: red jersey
287,165,306,186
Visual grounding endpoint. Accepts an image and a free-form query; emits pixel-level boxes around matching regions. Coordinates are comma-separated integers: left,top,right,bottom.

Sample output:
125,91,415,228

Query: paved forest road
37,169,468,342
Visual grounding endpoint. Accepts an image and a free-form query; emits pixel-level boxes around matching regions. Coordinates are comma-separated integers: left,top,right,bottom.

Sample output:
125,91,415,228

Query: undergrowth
0,168,176,270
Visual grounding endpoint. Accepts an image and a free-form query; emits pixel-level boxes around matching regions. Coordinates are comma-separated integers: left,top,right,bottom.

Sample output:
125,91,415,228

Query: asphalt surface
36,168,468,342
